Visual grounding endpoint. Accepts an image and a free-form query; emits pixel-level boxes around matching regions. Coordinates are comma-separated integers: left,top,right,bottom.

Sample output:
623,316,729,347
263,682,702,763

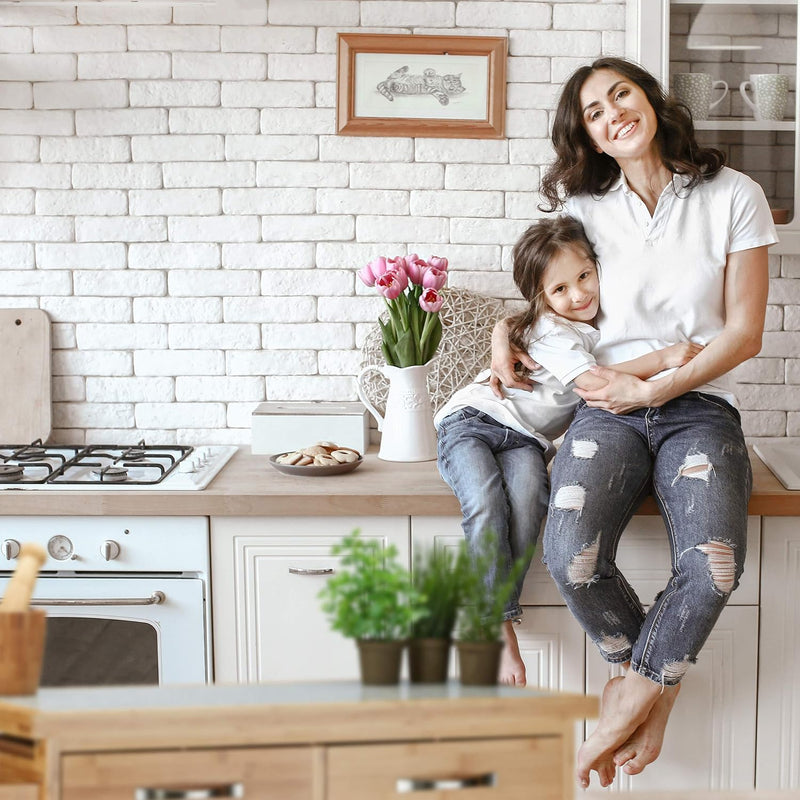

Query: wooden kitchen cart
0,681,596,800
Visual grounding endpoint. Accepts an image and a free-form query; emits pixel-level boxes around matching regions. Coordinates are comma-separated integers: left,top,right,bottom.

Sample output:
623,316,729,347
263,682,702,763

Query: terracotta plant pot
0,609,46,695
456,640,504,686
356,639,404,685
408,638,451,683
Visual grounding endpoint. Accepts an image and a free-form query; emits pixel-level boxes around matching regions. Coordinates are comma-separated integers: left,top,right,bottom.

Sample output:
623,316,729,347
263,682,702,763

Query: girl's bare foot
499,620,526,686
613,682,681,775
577,670,661,789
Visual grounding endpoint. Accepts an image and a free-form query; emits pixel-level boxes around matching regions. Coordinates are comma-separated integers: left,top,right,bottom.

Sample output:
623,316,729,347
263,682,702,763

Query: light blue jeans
437,407,550,620
543,392,751,685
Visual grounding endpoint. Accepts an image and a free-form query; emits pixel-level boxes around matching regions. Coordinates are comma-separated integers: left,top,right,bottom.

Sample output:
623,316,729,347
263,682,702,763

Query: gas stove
0,440,236,491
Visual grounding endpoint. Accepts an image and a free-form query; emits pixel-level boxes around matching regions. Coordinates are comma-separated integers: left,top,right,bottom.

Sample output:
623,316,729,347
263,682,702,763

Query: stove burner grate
0,464,25,481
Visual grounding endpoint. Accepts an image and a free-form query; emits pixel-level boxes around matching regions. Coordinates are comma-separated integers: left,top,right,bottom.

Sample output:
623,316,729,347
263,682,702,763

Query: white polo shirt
565,166,778,405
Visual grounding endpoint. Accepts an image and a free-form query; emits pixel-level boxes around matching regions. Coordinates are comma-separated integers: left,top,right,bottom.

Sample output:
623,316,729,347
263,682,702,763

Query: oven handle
288,567,334,576
28,591,166,607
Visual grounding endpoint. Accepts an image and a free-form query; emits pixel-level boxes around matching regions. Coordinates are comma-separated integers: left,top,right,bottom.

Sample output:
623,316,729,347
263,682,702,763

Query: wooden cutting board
0,309,51,443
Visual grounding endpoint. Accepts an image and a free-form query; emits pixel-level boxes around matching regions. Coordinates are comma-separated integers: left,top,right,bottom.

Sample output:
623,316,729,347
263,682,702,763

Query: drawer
0,786,38,800
327,737,563,800
62,746,314,800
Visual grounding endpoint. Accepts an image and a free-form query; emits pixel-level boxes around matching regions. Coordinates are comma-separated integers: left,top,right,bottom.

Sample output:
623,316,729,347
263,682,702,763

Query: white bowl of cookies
269,442,363,476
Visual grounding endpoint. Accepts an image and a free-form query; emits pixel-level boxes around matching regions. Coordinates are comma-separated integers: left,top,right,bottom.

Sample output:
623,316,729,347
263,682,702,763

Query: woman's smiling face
579,68,659,162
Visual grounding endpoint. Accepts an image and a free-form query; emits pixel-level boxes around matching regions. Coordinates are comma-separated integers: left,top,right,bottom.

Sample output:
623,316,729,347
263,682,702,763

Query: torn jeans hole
671,452,714,486
567,534,600,586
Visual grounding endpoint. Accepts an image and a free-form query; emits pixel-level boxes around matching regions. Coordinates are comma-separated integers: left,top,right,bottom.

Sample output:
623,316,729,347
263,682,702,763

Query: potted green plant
408,543,466,683
455,530,533,686
318,529,425,685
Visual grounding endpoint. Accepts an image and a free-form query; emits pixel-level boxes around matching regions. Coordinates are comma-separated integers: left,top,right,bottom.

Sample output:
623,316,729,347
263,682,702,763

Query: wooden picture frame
336,33,507,139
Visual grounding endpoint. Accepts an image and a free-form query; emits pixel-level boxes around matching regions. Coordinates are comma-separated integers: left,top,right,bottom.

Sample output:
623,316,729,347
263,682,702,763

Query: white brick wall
0,0,796,444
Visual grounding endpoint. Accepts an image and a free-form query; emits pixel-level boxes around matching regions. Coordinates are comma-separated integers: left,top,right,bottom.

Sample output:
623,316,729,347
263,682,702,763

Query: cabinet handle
396,774,496,792
29,591,165,607
135,784,244,800
288,567,334,575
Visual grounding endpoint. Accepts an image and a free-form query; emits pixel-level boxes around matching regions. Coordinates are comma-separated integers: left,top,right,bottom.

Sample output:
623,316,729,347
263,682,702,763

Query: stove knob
2,539,20,560
101,540,121,561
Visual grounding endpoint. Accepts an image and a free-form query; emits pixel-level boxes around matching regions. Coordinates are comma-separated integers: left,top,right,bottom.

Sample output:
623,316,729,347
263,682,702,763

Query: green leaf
394,327,417,368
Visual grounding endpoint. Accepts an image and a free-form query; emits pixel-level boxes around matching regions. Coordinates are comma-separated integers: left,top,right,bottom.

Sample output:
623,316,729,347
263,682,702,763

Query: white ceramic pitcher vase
356,362,437,462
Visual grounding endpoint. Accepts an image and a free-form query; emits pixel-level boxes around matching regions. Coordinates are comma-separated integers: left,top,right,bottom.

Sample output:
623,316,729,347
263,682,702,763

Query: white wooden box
250,402,370,455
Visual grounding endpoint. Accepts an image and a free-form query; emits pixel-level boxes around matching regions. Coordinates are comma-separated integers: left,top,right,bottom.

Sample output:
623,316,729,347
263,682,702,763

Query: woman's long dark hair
539,57,725,212
506,216,598,355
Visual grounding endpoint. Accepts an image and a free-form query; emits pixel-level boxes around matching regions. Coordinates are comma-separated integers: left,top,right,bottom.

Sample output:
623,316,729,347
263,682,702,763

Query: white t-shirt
566,167,778,405
434,313,600,460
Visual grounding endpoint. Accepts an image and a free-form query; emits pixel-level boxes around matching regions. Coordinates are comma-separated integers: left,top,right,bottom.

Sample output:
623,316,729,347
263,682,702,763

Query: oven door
0,576,208,687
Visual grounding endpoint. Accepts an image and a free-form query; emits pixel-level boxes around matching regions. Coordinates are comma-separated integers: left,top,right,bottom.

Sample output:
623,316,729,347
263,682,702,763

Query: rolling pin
0,543,47,612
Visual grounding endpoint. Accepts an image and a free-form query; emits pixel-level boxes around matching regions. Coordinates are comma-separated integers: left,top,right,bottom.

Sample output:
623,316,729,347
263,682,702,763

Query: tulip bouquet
358,254,447,368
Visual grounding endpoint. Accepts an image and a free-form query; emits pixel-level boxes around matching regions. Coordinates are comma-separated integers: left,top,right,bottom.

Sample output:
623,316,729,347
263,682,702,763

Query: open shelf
695,118,795,131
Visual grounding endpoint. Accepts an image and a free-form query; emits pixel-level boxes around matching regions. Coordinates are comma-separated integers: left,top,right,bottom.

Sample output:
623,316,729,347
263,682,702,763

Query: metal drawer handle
30,591,165,607
288,567,334,576
135,784,243,800
397,774,496,792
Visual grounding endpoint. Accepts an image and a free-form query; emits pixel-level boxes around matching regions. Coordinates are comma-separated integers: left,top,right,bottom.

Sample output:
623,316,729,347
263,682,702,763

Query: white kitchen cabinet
756,517,800,790
210,516,409,684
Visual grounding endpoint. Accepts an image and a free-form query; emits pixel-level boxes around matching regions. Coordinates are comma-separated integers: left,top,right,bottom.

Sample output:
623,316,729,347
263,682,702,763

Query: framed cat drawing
336,33,507,138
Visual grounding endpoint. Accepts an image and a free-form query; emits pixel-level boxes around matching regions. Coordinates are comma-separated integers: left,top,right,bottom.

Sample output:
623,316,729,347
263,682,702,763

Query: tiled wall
0,0,796,445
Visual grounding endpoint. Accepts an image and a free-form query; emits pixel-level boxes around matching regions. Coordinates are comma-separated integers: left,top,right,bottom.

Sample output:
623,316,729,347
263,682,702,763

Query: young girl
435,216,702,687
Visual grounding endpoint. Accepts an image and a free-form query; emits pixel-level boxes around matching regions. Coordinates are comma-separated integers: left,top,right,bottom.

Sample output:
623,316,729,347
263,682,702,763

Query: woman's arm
573,244,769,414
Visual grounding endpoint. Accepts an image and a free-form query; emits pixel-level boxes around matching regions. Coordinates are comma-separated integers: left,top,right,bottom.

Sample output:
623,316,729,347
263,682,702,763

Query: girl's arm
489,319,537,394
573,245,769,414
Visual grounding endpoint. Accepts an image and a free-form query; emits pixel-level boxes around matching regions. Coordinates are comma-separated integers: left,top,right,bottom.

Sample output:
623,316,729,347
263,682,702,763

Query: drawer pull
288,567,334,576
135,784,244,800
30,591,165,607
396,774,496,793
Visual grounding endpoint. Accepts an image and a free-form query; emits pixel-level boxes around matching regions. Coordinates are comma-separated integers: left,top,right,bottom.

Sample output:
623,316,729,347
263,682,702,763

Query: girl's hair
506,215,598,354
539,56,725,212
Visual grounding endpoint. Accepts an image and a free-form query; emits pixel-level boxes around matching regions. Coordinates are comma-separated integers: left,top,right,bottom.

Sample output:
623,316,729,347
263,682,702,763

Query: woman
490,57,777,789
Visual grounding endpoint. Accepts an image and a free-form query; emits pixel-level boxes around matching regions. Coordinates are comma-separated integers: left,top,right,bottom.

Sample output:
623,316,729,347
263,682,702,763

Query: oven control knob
101,540,121,561
2,539,20,560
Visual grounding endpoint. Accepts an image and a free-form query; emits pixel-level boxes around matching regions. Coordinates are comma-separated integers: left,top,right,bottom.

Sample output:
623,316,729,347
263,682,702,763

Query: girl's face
542,245,600,323
579,68,659,162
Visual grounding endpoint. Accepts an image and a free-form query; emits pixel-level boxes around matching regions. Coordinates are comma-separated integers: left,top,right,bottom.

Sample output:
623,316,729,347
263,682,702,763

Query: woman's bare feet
613,682,681,775
499,620,526,686
577,670,662,789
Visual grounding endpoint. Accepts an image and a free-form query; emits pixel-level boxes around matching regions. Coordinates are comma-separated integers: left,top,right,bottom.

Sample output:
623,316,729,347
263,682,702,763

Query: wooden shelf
694,118,795,131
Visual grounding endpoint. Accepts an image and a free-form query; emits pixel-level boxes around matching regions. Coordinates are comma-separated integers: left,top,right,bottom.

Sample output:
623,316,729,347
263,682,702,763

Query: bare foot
576,670,661,789
613,682,681,775
499,620,526,687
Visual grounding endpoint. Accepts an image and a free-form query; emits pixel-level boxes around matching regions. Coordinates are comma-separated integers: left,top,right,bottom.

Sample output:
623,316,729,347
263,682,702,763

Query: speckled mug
739,73,789,121
673,72,728,121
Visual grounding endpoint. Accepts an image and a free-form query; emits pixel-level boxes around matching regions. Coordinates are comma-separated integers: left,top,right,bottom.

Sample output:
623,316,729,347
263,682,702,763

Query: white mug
739,73,789,121
673,72,728,121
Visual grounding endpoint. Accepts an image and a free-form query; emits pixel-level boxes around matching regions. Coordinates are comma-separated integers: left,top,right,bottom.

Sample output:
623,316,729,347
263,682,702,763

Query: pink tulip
357,256,389,287
404,257,428,286
376,270,405,301
422,266,447,290
427,256,448,271
419,288,444,313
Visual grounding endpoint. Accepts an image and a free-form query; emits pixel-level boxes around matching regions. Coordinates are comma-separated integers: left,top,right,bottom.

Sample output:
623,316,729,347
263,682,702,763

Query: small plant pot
456,640,504,686
409,637,451,683
0,609,46,695
357,639,404,685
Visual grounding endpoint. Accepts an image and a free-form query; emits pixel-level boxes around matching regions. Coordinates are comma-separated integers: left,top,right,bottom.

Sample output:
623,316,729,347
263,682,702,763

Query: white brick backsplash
74,270,165,297
769,278,800,304
317,188,408,215
738,384,800,411
356,215,448,243
765,305,783,331
37,243,126,270
165,161,255,189
222,242,314,270
223,187,315,215
76,109,167,136
221,26,315,54
318,295,382,322
130,189,221,216
176,376,264,402
262,214,355,242
131,81,221,108
786,413,800,436
174,4,267,25
169,323,260,349
266,375,356,402
76,323,166,350
226,402,262,429
257,161,347,188
731,357,785,384
173,53,266,81
54,402,134,429
350,163,444,190
362,1,454,26
457,2,550,28
0,83,32,109
170,108,260,135
315,241,407,269
259,107,334,136
52,350,132,377
135,403,225,429
41,296,130,321
36,189,127,216
87,377,174,403
0,53,75,81
129,243,221,270
0,188,32,214
34,80,128,110
52,376,85,403
127,25,220,52
785,305,800,329
507,81,568,111
0,110,73,136
407,243,501,270
0,216,72,243
510,137,556,165
505,109,550,138
0,136,39,162
451,217,533,245
0,26,32,53
169,215,261,243
0,163,69,188
132,134,224,163
51,322,76,349
511,29,601,57
507,56,552,83
263,322,353,349
507,191,545,219
227,349,317,375
34,25,126,53
740,410,787,437
446,164,540,191
267,53,336,83
222,81,314,108
0,7,74,25
787,360,800,383
134,349,225,377
78,52,171,80
0,243,33,268
448,269,519,298
261,268,351,296
319,136,413,163
782,254,800,278
554,3,625,29
77,6,171,25
226,134,317,161
72,164,162,189
76,216,166,243
268,0,360,26
223,296,316,322
415,139,508,165
318,349,362,375
41,136,130,163
410,190,504,218
168,269,259,297
134,297,221,323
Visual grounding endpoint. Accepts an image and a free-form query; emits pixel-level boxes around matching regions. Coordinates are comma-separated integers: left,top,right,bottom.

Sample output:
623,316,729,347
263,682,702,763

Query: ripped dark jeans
542,392,751,686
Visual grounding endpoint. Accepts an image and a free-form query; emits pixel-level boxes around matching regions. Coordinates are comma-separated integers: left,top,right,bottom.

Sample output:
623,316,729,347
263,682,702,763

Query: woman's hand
660,341,704,370
572,366,655,414
488,319,538,398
